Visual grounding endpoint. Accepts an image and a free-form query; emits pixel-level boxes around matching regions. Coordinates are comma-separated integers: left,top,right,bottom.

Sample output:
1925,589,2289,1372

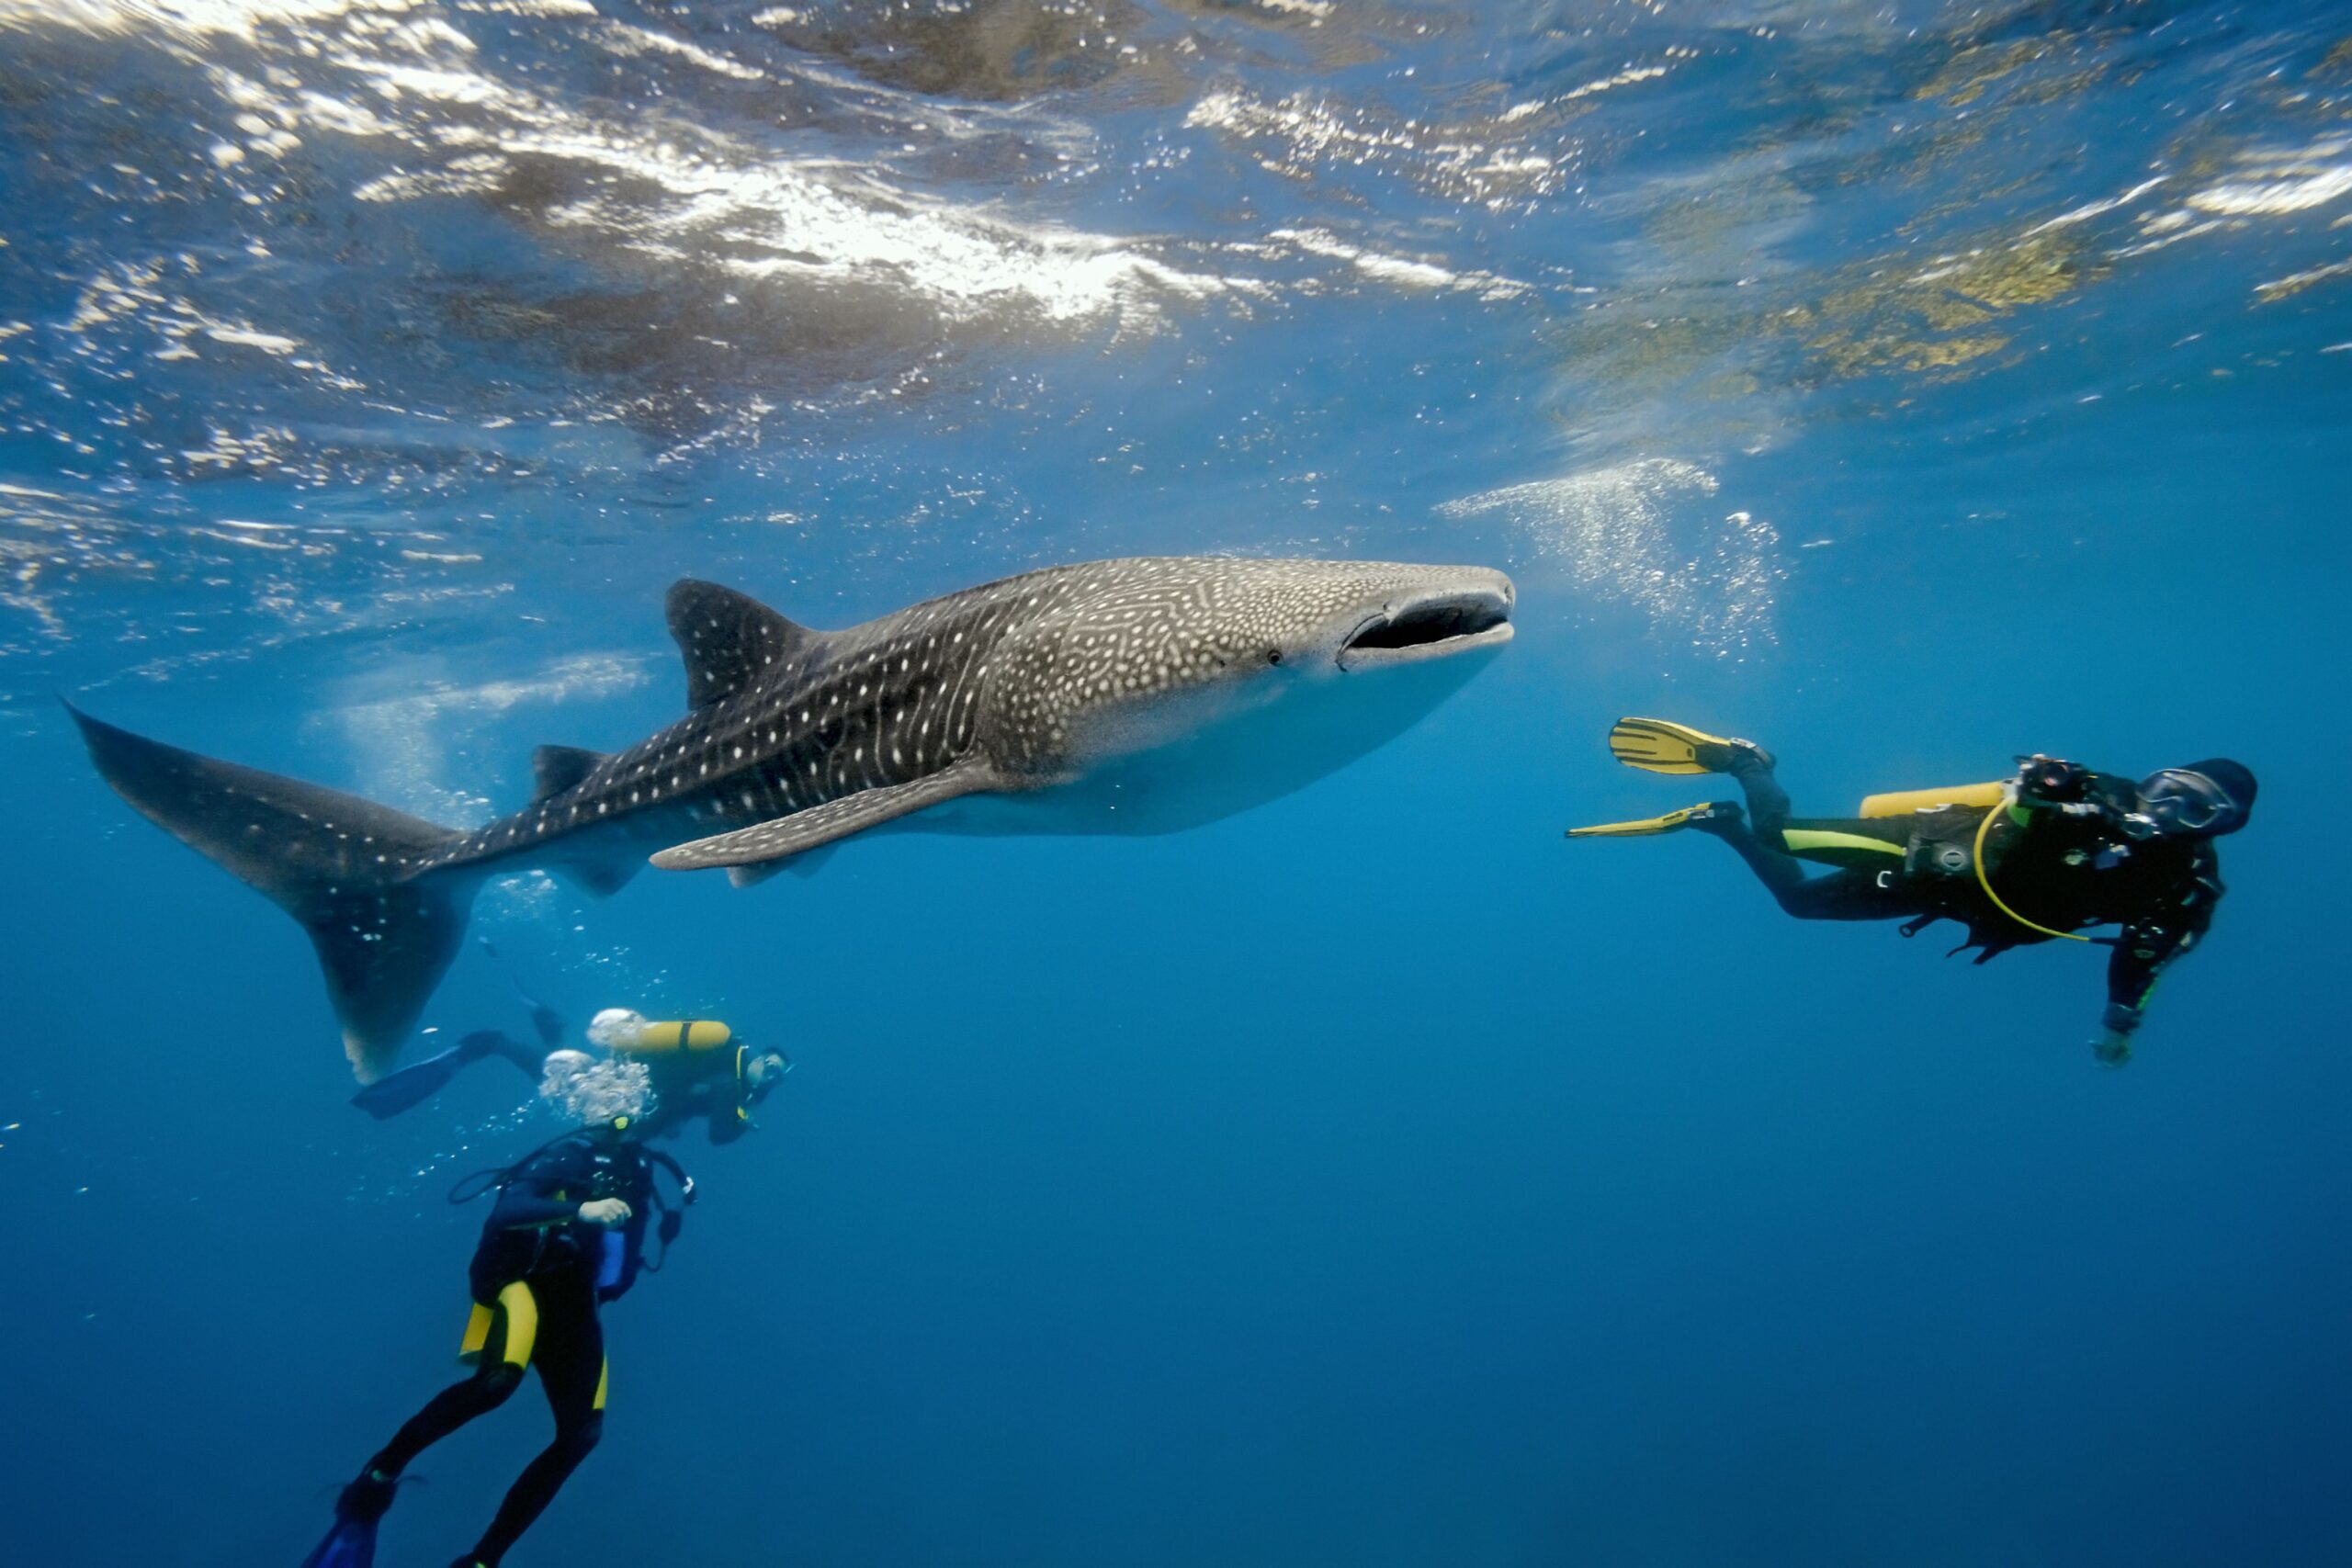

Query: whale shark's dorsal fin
650,760,1001,871
665,579,824,710
531,745,608,805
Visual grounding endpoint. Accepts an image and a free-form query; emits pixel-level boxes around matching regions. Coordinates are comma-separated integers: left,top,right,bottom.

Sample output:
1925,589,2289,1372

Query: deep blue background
3,4,2350,1565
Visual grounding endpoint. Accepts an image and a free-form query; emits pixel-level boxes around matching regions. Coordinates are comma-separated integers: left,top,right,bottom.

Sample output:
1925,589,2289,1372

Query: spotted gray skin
70,555,1513,1078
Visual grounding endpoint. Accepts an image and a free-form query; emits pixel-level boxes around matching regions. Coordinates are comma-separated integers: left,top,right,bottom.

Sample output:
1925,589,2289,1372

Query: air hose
1972,789,2091,943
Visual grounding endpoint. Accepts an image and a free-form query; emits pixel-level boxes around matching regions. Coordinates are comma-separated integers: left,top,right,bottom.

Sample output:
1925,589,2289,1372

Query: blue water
5,3,2350,1563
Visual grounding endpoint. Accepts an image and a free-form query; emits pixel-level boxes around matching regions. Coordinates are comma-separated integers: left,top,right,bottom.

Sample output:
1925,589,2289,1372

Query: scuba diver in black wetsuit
576,1010,791,1147
300,1060,696,1568
354,976,791,1145
1567,718,2256,1066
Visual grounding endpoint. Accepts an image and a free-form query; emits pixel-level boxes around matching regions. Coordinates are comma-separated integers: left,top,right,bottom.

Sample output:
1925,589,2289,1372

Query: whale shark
71,556,1513,1078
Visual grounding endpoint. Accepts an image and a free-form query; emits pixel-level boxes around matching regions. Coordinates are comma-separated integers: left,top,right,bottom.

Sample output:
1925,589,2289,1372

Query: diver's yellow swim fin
1565,802,1738,839
1604,716,1760,776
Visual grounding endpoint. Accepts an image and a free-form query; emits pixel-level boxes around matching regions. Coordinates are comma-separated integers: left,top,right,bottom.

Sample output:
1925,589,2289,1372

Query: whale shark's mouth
1337,591,1515,671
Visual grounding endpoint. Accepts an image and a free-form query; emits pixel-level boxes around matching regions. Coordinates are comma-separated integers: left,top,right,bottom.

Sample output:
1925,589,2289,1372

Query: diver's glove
2092,1002,2143,1068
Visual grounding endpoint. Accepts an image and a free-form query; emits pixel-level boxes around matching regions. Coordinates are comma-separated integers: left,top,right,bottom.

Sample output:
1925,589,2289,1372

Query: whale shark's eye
1268,649,1282,664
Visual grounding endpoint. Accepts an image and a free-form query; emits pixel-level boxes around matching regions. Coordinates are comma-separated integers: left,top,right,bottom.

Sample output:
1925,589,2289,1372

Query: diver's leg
1719,749,1793,839
463,1274,605,1567
1668,746,1808,898
1693,814,1908,922
368,1284,538,1476
1693,808,1807,899
1758,865,1907,922
1690,743,1911,920
463,1029,548,1080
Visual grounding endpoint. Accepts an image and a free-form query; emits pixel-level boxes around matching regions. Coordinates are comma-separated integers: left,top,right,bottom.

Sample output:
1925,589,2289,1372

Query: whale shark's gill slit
1345,597,1510,651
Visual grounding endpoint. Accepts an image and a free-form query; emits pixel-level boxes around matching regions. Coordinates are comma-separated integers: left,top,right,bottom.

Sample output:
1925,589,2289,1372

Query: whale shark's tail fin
67,705,480,1082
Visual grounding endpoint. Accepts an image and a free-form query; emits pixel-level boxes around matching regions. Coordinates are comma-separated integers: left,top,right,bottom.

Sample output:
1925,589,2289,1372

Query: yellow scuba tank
1858,781,2007,818
618,1020,732,1055
589,1008,733,1055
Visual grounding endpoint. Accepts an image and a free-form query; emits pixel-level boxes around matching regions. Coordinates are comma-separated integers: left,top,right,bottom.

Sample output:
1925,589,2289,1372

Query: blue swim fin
347,1044,469,1120
298,1513,378,1568
349,1029,544,1120
299,1472,397,1568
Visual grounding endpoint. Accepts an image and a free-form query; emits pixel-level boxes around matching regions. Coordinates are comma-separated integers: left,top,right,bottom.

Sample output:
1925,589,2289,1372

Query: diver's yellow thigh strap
497,1282,540,1367
594,1358,609,1412
1778,829,1904,858
460,1303,494,1362
458,1281,542,1367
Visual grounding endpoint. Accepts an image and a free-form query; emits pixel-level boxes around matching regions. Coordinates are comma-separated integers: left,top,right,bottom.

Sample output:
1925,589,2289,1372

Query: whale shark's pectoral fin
650,761,1001,872
724,844,839,889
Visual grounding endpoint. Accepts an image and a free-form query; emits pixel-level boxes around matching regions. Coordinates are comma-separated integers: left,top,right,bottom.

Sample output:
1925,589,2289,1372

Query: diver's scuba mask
2124,768,2240,840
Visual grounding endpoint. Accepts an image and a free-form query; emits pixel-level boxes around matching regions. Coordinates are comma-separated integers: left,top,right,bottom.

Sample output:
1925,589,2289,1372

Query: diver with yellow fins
301,1057,698,1568
1567,718,2256,1065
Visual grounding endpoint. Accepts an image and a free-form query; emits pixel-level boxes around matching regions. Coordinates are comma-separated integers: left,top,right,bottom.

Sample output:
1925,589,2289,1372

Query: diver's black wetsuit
1701,753,2223,1029
367,1132,686,1567
646,1050,760,1145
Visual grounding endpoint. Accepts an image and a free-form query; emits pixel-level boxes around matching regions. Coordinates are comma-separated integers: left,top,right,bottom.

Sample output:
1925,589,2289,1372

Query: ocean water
3,3,2349,1564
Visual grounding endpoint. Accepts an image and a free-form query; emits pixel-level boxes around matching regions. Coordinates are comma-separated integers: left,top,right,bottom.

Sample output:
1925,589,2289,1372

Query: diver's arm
486,1148,628,1229
490,1183,630,1229
486,1181,580,1230
2096,869,2221,1060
